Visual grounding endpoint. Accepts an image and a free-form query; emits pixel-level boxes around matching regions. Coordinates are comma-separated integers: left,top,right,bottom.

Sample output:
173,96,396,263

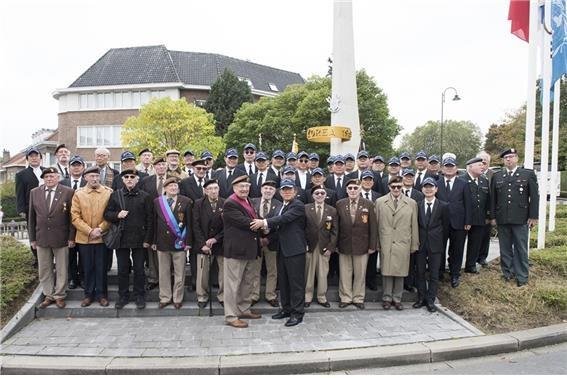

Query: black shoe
272,310,291,320
135,297,146,309
68,280,77,289
304,302,311,308
285,315,303,327
219,301,224,307
426,303,437,313
464,268,479,274
251,299,258,306
478,259,488,267
146,282,158,291
115,298,129,309
412,300,426,309
198,301,207,309
517,281,528,288
338,302,351,308
366,282,378,291
317,301,331,308
353,302,365,310
451,278,460,288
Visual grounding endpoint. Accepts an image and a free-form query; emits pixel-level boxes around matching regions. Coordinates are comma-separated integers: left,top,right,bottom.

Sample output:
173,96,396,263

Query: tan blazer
336,197,377,255
28,184,76,248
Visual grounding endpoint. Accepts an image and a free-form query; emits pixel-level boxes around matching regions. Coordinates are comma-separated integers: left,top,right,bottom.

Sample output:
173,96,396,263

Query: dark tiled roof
69,45,304,92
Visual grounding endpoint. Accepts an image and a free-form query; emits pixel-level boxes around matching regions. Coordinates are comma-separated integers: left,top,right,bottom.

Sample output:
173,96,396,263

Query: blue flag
551,0,567,86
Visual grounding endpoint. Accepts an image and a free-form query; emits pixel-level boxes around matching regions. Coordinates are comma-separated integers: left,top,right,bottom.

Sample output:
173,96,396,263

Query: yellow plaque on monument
306,126,352,143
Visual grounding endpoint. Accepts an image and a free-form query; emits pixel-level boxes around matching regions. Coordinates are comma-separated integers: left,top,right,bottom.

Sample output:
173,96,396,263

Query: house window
194,99,207,108
77,125,122,148
268,83,279,91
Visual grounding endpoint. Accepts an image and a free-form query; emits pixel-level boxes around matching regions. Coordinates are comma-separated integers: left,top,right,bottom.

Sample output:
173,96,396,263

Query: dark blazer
214,167,246,199
222,196,261,260
305,187,337,206
274,186,307,204
112,171,148,191
360,189,380,202
325,174,347,200
461,172,490,226
28,184,76,248
139,174,166,199
295,170,312,191
490,167,539,225
249,169,281,198
251,197,282,251
179,175,205,202
16,166,44,215
435,176,473,229
60,176,87,190
304,203,338,253
413,170,434,191
153,195,193,251
417,199,450,254
192,197,225,256
237,162,257,176
265,198,306,258
104,188,153,248
371,171,386,195
403,188,425,203
336,197,378,255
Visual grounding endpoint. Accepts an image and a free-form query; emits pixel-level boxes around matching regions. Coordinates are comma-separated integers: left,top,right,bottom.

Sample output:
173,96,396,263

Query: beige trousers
157,251,186,304
37,246,69,300
304,247,330,303
250,246,278,302
338,253,369,304
196,254,224,303
223,257,256,322
382,276,404,304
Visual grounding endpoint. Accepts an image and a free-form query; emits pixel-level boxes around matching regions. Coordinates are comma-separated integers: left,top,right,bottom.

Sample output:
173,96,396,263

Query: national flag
509,0,530,42
551,0,567,85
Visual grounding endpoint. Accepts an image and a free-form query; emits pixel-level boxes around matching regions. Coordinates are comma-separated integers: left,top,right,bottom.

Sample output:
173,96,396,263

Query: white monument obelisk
329,0,361,155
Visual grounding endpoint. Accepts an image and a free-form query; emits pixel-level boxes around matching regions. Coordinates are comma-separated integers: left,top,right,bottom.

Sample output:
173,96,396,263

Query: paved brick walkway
1,304,479,357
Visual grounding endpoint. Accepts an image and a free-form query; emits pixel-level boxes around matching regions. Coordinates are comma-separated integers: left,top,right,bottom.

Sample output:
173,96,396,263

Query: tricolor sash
158,195,187,250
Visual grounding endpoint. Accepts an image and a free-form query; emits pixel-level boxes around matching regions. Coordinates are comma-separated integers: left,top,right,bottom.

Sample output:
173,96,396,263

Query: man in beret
250,180,282,307
136,148,155,175
166,149,188,179
71,166,112,307
29,167,76,309
179,159,208,202
237,143,257,176
490,148,538,288
222,175,262,328
250,152,280,198
462,157,490,274
215,148,246,199
306,168,337,206
54,144,71,179
152,177,193,309
182,150,195,176
192,179,225,308
335,178,377,309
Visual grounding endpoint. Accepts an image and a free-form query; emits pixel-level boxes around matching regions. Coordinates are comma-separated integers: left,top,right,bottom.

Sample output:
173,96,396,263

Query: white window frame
77,125,122,148
268,82,279,91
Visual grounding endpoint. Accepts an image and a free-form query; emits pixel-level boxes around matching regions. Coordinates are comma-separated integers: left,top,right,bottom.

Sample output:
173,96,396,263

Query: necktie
508,170,513,176
365,192,370,200
72,179,78,190
157,176,164,195
350,200,357,222
248,164,253,176
405,189,410,197
316,205,323,222
258,172,263,186
167,197,174,208
198,178,203,192
145,167,148,173
426,202,432,225
446,179,451,193
64,167,69,178
100,168,106,183
416,172,422,187
46,189,53,211
394,198,398,209
228,169,233,179
262,199,269,218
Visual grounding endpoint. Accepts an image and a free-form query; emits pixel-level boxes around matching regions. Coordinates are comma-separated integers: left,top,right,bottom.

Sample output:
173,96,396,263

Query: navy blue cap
309,152,319,160
428,155,440,163
121,151,136,161
280,178,296,189
361,170,374,179
26,146,41,157
422,177,438,187
443,157,457,166
344,153,355,161
183,149,194,157
334,155,345,164
244,143,257,151
400,151,411,160
272,149,285,159
255,151,268,161
357,150,369,159
311,167,324,176
402,168,416,176
373,155,385,163
225,148,238,158
200,150,213,159
297,151,309,159
388,156,400,165
282,165,296,174
415,150,428,160
286,152,297,160
69,155,84,165
327,156,335,164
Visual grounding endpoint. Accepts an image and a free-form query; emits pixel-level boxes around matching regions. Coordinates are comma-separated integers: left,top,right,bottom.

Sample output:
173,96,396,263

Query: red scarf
229,193,258,219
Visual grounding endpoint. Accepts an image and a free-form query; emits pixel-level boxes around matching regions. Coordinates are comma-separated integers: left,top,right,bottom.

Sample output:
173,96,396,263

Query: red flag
508,0,530,42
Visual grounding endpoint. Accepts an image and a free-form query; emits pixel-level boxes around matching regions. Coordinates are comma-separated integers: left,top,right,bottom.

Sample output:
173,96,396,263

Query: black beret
191,159,207,167
261,180,278,188
203,179,218,188
344,178,361,187
163,177,179,187
153,156,166,165
466,157,484,165
139,148,152,156
500,148,518,158
40,167,59,178
120,169,137,177
83,166,100,175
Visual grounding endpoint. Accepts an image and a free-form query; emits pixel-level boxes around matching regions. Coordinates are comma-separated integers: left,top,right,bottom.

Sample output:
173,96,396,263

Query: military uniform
462,170,490,273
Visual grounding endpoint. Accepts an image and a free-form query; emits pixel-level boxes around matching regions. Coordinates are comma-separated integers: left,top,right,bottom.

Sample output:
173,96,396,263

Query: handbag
103,189,125,249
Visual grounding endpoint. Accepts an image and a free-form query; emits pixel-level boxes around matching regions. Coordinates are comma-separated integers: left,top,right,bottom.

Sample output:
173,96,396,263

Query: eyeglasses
313,191,326,196
390,185,403,190
346,186,360,190
299,159,309,163
195,167,207,171
123,175,136,179
244,150,255,155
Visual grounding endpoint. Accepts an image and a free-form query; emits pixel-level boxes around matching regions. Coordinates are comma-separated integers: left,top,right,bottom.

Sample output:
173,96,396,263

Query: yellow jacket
71,185,112,244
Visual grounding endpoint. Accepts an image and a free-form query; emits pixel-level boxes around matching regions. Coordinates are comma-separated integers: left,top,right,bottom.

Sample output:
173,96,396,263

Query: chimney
2,149,9,163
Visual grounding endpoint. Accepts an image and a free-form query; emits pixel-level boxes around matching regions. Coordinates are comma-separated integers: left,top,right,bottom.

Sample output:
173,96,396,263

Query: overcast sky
0,0,528,155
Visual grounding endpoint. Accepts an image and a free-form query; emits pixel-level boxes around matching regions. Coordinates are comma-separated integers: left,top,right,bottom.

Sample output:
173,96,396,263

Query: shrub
0,181,18,219
536,287,567,311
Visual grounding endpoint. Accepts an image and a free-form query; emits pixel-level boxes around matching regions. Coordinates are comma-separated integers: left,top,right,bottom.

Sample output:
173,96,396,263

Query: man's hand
89,228,102,240
151,244,157,251
117,210,129,219
143,242,150,248
490,219,497,226
250,219,264,231
260,237,269,247
323,249,332,257
368,249,376,254
68,241,76,248
205,238,217,249
464,224,471,231
31,241,37,249
527,218,538,229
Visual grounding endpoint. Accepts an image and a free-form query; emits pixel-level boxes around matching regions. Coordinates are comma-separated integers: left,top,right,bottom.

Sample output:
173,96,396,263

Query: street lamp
440,87,461,155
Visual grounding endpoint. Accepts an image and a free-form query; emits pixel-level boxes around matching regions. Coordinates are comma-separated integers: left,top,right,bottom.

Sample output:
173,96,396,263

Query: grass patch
0,235,38,327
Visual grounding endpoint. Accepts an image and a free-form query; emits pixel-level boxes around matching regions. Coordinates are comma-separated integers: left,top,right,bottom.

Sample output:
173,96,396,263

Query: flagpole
548,79,560,231
524,0,540,170
537,0,552,249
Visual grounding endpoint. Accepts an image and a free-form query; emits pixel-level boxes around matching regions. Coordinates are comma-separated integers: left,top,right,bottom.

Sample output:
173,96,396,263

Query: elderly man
29,167,76,309
476,150,495,267
382,157,402,193
200,150,215,180
182,150,195,176
54,144,71,179
152,177,192,309
335,178,377,309
166,149,189,179
71,166,112,307
375,176,419,311
136,148,155,175
306,168,337,206
113,151,148,190
222,175,262,328
94,148,119,188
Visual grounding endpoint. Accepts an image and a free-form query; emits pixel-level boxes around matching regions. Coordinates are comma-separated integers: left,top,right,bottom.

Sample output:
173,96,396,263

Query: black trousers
404,253,417,289
79,243,108,299
465,225,488,270
440,227,467,279
68,245,83,283
477,225,492,263
277,252,305,316
116,248,146,300
365,251,378,287
416,246,441,305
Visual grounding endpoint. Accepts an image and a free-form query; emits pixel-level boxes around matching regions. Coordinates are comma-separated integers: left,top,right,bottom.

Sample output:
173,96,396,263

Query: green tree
121,97,224,158
400,120,482,164
223,70,399,157
205,69,252,136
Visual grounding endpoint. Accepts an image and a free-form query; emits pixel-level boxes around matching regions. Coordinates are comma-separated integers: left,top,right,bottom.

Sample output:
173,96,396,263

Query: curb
0,286,42,344
1,323,566,374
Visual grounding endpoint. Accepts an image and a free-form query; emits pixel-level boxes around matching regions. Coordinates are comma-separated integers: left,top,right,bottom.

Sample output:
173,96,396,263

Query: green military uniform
462,169,490,272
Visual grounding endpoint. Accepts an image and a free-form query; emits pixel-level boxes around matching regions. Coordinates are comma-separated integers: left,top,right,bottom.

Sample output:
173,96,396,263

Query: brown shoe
382,301,391,310
159,301,171,309
99,297,109,307
394,302,404,311
239,311,261,319
55,299,66,309
174,302,182,309
226,319,248,328
39,298,54,309
81,297,92,307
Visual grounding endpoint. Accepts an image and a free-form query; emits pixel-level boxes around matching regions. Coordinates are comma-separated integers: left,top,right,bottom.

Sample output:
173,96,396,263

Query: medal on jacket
325,215,332,230
158,196,187,250
361,208,369,224
62,202,67,212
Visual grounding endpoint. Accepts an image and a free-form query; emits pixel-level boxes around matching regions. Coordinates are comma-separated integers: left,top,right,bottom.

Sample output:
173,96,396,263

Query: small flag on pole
551,0,567,86
292,133,299,153
509,0,530,42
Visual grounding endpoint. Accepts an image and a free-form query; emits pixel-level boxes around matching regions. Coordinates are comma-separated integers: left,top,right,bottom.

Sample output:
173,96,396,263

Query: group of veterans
16,142,538,328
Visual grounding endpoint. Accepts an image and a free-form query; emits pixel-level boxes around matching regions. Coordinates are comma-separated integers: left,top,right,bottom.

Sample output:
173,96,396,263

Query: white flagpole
537,0,552,249
524,0,540,170
548,79,560,231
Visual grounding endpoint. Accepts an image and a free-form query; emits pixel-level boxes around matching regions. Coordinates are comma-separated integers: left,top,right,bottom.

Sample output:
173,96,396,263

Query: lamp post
440,87,461,155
